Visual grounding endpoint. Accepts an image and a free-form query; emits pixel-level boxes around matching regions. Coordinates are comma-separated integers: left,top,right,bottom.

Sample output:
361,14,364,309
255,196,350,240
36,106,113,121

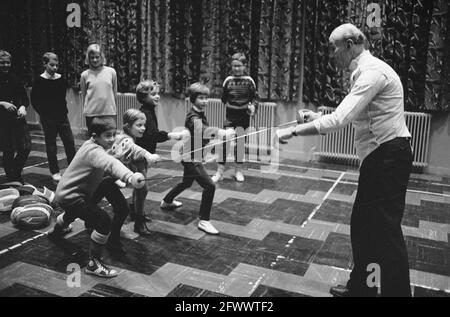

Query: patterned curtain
377,0,434,112
0,0,83,87
303,0,447,112
425,0,450,112
83,0,140,92
1,0,449,111
199,0,265,98
302,0,349,107
199,0,232,96
140,0,306,101
140,0,172,93
257,0,304,101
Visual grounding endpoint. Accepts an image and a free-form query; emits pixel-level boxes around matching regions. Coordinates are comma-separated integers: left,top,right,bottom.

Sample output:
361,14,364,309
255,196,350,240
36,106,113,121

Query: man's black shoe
330,285,351,297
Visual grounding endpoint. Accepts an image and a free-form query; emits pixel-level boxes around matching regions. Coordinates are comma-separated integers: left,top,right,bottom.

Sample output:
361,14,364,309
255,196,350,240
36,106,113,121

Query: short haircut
231,52,247,65
329,23,367,45
84,44,107,66
89,116,117,136
136,80,159,104
0,50,11,60
43,52,58,64
188,82,210,104
123,109,146,135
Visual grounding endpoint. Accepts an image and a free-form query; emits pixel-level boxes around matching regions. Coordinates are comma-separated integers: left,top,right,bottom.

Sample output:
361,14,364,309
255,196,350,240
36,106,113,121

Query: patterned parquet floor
0,130,449,297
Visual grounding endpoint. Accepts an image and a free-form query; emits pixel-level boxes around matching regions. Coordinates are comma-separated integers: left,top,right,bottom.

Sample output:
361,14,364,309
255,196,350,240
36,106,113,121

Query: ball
12,195,50,210
0,188,20,212
11,203,53,230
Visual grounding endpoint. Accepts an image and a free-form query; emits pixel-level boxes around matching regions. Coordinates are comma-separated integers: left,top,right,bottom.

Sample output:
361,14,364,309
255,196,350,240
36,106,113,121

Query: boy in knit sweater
48,117,145,278
31,52,76,182
212,53,259,183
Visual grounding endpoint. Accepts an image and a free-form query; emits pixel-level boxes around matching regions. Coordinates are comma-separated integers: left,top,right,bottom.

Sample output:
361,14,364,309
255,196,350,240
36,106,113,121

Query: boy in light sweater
48,117,145,278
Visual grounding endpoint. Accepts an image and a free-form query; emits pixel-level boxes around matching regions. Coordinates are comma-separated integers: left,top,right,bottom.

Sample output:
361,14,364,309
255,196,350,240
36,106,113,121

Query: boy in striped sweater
212,53,259,183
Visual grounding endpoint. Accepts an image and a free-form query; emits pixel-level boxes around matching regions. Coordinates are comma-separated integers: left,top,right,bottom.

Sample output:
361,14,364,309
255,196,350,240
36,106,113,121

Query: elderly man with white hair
278,23,413,297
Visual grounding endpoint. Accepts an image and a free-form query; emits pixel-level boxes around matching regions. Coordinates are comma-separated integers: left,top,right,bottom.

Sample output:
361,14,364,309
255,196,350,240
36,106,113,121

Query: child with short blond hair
108,109,161,235
135,80,185,153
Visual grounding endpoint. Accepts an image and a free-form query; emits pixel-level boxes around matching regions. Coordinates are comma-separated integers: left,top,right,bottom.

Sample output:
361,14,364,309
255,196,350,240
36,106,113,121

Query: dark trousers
62,177,129,238
163,162,215,221
40,115,76,175
348,137,413,297
91,177,130,240
218,112,250,165
0,118,31,182
61,198,111,237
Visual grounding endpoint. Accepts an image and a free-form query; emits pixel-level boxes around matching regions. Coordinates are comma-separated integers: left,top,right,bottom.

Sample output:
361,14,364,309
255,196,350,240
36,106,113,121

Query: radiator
25,107,40,125
25,88,40,125
316,107,432,167
116,93,141,128
79,93,140,131
184,98,276,153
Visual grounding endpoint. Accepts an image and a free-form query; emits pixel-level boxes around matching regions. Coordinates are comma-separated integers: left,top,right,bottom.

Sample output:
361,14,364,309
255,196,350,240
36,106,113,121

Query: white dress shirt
314,50,411,163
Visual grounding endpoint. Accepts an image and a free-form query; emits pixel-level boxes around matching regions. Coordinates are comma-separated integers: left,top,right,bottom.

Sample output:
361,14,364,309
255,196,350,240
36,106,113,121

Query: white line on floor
300,172,347,229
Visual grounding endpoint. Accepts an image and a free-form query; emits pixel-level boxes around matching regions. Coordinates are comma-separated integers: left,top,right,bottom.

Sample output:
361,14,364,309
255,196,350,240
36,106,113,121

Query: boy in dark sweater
135,80,185,153
0,50,31,183
161,83,234,235
31,52,76,182
132,80,186,220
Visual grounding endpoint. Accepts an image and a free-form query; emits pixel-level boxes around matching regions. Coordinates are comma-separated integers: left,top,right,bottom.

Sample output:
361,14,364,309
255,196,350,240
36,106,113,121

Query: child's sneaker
47,222,72,240
211,165,225,183
85,257,118,278
198,220,219,235
160,200,183,210
61,224,73,235
211,173,223,183
52,173,62,182
234,169,245,182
